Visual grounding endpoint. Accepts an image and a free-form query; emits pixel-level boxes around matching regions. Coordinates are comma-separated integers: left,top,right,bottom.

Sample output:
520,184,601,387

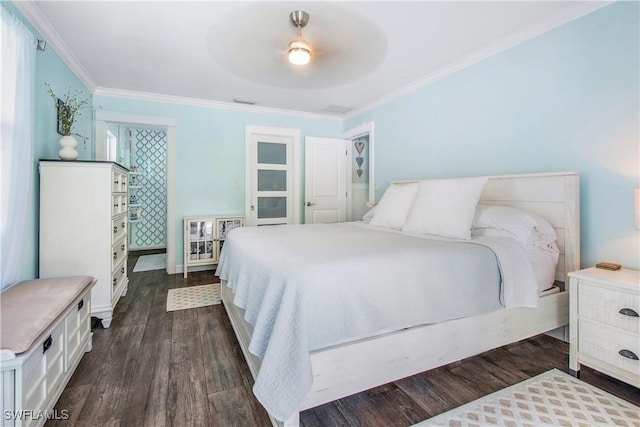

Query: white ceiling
18,1,608,118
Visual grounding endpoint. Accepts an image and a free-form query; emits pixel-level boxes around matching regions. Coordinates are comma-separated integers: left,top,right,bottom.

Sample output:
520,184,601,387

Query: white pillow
472,205,557,245
402,176,488,239
362,206,376,222
369,183,418,230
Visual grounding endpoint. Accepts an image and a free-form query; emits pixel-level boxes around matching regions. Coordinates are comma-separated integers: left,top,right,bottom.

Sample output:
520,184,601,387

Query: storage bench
0,275,95,427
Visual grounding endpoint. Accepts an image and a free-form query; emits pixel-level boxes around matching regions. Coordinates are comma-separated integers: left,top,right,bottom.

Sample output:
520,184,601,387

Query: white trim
166,126,177,274
13,1,97,92
343,1,612,120
343,122,375,204
17,1,608,120
245,126,301,226
95,110,176,127
175,264,216,275
94,111,177,274
96,87,341,121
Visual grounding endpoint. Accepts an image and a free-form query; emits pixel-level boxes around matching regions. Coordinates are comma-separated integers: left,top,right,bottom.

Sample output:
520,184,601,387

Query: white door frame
343,121,375,216
245,126,301,226
95,111,177,274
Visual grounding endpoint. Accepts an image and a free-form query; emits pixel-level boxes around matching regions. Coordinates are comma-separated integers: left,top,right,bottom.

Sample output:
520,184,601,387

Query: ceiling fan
287,10,313,65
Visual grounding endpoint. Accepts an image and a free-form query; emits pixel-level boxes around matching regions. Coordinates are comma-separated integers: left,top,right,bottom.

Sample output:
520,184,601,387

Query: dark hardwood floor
48,250,640,426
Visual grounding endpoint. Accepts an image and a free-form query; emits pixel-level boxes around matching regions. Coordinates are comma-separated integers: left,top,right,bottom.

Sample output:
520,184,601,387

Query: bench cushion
0,276,95,354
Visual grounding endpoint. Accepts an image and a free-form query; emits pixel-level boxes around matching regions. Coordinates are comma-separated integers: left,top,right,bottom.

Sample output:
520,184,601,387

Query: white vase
58,135,79,160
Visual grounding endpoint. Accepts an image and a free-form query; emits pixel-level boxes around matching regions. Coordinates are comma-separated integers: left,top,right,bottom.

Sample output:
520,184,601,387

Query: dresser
39,160,129,328
568,267,640,387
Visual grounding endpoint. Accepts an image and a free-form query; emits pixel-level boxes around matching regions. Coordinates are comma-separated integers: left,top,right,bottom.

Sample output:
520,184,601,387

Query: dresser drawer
112,215,127,243
112,261,127,290
579,318,640,379
112,170,127,193
578,280,639,334
112,238,127,267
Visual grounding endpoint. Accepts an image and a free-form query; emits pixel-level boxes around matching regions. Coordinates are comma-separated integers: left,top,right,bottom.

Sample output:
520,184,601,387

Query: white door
304,137,350,224
246,127,300,226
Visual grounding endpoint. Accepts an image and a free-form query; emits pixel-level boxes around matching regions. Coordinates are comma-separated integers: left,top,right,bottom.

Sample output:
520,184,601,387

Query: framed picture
56,98,65,135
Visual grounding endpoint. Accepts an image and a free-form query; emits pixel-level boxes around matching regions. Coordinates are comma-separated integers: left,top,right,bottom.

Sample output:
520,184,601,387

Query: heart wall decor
356,157,364,167
354,141,365,154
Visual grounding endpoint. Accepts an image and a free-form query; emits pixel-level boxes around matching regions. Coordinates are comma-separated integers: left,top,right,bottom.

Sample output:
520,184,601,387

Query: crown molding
343,1,612,120
13,1,97,91
15,0,610,122
94,87,342,121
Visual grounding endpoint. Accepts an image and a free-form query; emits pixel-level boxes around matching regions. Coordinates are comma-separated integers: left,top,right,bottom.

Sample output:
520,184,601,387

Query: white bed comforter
215,222,539,421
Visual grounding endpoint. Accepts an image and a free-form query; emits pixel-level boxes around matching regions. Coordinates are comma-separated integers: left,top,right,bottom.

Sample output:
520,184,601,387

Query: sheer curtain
1,6,35,290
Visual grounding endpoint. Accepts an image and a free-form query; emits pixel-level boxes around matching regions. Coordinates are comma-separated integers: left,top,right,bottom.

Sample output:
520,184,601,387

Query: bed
217,171,580,427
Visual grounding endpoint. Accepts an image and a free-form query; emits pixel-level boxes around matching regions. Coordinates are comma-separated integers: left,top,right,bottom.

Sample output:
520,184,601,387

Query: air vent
233,98,257,105
322,105,352,114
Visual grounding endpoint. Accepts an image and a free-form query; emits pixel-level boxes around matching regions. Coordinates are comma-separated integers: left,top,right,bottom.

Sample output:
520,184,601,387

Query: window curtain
1,6,35,290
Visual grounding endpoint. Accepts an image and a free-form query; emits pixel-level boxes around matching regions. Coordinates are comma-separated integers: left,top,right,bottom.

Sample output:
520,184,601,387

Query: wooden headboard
480,172,580,283
391,171,580,283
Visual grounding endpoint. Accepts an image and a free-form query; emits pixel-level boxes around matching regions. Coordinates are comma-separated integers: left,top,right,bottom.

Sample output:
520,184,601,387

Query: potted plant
45,83,92,160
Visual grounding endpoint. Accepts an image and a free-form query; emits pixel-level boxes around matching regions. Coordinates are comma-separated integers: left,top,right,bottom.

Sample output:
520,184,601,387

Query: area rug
133,253,166,272
413,369,639,427
166,283,221,312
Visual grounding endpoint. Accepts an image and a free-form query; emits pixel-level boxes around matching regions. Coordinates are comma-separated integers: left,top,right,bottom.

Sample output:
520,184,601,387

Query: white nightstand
568,267,640,387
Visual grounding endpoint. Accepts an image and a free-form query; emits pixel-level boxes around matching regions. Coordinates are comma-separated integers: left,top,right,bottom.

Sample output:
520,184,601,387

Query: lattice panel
132,129,167,249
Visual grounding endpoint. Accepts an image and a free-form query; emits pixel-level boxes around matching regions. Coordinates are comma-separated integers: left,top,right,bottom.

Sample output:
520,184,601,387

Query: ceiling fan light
288,40,311,65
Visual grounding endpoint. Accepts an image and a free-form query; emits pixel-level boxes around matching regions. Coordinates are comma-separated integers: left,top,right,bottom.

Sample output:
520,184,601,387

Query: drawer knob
121,244,126,251
619,308,639,317
121,266,125,274
619,349,639,360
113,252,118,260
78,299,84,311
113,226,118,234
113,278,117,286
43,335,52,353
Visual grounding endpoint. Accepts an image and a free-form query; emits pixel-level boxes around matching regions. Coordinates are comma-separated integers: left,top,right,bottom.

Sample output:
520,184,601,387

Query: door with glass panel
247,132,297,226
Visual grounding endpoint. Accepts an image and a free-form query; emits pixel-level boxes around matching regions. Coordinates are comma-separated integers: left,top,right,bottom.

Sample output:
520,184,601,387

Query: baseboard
176,264,217,274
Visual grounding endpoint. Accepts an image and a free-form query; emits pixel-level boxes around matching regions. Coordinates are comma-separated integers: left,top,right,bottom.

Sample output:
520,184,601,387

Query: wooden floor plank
335,382,430,427
46,251,640,427
197,305,245,394
75,324,146,425
119,340,171,427
207,386,262,427
167,308,211,426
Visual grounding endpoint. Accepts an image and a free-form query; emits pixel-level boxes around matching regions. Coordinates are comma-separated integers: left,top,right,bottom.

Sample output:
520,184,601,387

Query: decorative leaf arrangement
45,83,92,137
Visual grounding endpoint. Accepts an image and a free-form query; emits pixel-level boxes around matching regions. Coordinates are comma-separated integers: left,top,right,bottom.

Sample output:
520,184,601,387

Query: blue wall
9,1,639,280
94,96,342,265
345,2,639,270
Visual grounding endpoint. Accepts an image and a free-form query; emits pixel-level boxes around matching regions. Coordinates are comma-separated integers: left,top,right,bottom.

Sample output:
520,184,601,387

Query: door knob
305,202,315,206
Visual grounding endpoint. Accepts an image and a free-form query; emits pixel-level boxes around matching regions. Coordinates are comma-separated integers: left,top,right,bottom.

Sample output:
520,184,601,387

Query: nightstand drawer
579,318,640,378
578,280,639,334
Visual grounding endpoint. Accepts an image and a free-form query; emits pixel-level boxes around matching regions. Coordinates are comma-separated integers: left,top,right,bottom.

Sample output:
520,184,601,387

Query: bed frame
221,171,580,427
